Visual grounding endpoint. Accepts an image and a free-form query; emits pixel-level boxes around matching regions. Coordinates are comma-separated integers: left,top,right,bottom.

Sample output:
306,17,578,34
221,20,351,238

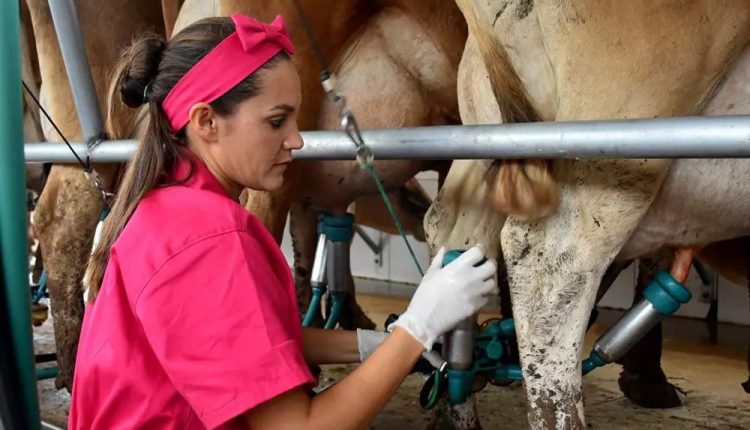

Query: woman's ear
187,102,218,143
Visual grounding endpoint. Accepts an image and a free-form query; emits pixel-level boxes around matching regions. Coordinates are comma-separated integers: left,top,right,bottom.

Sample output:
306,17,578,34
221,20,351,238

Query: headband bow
233,14,295,55
161,13,296,132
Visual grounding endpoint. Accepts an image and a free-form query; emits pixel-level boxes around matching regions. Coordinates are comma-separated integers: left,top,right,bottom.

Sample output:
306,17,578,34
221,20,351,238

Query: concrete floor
34,292,750,429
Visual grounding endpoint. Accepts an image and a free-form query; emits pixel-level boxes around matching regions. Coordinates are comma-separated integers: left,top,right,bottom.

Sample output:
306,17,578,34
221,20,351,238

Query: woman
70,14,497,429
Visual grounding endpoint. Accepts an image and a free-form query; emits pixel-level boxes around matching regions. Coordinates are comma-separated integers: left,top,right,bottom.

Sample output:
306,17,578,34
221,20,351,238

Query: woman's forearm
305,328,423,428
302,327,359,365
243,327,424,430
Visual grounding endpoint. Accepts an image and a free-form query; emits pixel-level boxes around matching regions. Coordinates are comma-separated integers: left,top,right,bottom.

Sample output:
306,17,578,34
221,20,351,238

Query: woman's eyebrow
269,104,295,113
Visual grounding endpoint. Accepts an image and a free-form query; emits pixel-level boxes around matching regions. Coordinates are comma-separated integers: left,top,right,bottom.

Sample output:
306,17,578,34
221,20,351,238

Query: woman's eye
270,117,286,129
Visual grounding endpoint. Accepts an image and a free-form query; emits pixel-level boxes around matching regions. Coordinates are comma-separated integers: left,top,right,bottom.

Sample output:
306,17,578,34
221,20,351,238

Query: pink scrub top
69,151,315,429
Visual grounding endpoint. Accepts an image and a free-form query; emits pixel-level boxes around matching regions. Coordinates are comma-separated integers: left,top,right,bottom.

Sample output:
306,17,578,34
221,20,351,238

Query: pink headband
162,13,295,132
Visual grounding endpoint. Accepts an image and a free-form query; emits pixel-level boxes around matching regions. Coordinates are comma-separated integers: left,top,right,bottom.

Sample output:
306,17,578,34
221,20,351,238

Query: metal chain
83,132,114,206
22,79,113,207
83,169,115,206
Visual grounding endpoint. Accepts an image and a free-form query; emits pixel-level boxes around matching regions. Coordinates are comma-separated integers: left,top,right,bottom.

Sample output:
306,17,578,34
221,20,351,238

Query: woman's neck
184,144,242,201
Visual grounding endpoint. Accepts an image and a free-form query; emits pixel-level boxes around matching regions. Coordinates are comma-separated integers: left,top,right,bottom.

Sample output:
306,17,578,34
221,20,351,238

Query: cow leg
337,265,376,330
504,220,599,430
617,253,681,408
502,159,669,429
504,226,609,428
499,258,628,375
744,246,750,394
289,201,322,325
32,167,103,391
497,257,512,320
243,184,295,244
428,401,482,430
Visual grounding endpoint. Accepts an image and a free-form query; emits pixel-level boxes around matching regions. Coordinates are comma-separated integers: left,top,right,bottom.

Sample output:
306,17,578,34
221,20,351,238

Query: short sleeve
135,230,315,429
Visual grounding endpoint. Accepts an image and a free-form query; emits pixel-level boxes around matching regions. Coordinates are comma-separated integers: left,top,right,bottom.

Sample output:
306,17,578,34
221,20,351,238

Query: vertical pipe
48,0,104,138
326,241,350,294
310,234,328,288
445,316,476,370
0,0,41,427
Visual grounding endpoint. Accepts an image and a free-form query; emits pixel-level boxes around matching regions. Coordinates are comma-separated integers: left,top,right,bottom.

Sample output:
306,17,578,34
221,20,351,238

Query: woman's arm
302,327,359,365
241,246,497,430
242,327,423,430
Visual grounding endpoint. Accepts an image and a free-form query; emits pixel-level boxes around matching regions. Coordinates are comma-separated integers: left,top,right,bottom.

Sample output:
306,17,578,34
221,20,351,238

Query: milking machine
420,250,693,409
419,250,521,409
581,269,692,373
302,213,355,329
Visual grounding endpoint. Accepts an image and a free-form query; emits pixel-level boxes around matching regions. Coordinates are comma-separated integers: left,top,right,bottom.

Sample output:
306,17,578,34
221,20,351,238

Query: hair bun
119,33,167,108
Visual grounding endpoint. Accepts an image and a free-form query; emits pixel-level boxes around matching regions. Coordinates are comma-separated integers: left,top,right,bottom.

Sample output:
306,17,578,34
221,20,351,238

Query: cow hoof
618,370,682,409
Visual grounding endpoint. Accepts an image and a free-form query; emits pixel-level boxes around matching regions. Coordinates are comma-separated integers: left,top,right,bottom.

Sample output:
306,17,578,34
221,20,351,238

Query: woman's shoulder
118,185,251,255
150,183,246,222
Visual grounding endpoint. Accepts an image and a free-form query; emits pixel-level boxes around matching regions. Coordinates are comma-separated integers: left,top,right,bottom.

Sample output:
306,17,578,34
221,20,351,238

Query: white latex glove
388,246,498,350
357,329,447,363
356,329,389,362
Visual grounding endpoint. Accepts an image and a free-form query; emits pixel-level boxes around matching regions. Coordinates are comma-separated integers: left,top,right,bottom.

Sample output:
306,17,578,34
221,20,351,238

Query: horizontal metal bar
35,367,58,381
25,115,750,163
25,140,135,163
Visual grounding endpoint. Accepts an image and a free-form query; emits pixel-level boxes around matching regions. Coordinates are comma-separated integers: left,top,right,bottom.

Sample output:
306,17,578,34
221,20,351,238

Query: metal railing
24,115,750,163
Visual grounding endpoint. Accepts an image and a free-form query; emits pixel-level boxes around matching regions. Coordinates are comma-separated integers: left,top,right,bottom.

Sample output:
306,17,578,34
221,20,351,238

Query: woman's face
189,59,303,197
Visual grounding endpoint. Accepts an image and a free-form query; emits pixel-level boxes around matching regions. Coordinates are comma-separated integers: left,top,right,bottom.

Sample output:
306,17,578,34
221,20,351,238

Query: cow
424,1,750,428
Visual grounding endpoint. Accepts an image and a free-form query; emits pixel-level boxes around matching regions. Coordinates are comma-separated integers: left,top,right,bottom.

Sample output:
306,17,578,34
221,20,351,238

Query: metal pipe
310,234,328,288
0,1,41,427
26,140,134,163
35,367,59,381
48,0,103,138
592,300,663,363
592,271,691,365
326,241,350,294
303,233,327,327
354,225,382,255
24,115,750,163
297,116,750,160
445,316,476,370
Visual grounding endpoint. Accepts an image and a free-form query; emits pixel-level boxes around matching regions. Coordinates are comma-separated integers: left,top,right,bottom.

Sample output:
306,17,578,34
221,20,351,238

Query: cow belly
619,158,750,260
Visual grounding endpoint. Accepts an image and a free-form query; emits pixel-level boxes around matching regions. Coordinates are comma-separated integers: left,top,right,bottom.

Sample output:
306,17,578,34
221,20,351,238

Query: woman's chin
242,171,287,193
262,175,285,192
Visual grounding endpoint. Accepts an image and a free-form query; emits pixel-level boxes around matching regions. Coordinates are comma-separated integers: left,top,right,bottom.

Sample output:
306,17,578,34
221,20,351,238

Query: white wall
280,171,749,327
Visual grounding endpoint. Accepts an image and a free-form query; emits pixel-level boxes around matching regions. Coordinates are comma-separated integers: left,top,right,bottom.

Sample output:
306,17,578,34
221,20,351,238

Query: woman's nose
284,131,304,151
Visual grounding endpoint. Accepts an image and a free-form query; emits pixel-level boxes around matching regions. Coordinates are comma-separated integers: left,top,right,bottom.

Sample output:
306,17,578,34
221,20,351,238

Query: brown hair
84,17,289,301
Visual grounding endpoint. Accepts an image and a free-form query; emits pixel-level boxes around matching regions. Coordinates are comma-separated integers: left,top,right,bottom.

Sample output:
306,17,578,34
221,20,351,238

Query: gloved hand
389,246,498,351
